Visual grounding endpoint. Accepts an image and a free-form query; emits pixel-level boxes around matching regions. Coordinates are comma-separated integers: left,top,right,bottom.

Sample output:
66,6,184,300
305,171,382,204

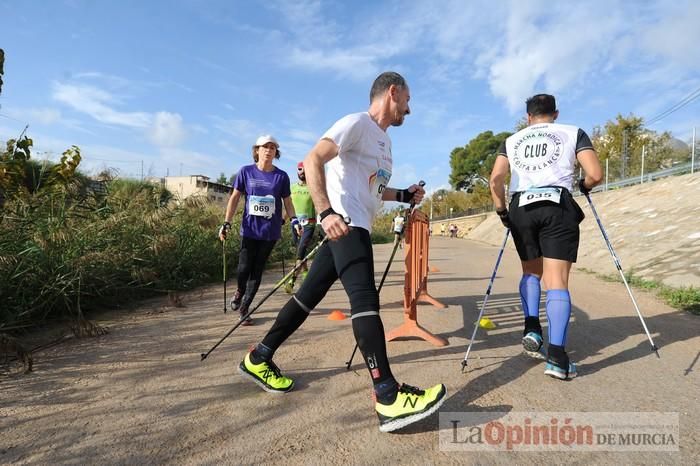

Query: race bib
518,187,562,207
372,167,392,199
248,195,275,219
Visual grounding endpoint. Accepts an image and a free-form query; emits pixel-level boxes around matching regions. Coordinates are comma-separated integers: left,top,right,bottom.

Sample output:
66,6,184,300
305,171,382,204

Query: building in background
163,175,230,207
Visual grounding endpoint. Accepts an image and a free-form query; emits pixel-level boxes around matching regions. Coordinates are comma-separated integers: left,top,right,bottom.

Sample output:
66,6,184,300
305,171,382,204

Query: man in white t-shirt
237,72,446,433
392,210,405,248
489,93,603,381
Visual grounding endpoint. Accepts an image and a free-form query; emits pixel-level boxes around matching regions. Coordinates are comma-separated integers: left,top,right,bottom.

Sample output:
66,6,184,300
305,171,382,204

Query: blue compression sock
519,274,541,318
546,289,571,346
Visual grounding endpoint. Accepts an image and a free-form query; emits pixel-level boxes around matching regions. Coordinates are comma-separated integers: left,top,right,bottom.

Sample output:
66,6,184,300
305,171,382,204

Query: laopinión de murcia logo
439,412,679,452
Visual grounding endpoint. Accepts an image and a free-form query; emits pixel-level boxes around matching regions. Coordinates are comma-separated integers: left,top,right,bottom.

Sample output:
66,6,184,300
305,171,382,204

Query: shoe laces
262,360,283,380
398,383,425,396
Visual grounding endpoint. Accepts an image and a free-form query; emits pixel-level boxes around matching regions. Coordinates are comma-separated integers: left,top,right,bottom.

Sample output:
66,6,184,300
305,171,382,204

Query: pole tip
200,353,207,361
652,345,660,358
460,360,467,373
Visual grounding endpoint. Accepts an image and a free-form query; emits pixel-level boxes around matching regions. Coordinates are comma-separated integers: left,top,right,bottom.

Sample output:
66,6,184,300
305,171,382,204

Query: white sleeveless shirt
498,123,593,192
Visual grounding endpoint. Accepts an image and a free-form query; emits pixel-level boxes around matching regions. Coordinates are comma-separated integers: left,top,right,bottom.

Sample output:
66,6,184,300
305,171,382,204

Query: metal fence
430,205,494,222
586,160,695,194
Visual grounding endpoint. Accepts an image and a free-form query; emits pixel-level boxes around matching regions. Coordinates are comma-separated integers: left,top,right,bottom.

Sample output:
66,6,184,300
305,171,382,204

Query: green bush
0,178,242,332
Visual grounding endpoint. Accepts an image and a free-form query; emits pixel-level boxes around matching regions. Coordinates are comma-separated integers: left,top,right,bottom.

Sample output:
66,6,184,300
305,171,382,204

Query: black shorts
507,188,585,262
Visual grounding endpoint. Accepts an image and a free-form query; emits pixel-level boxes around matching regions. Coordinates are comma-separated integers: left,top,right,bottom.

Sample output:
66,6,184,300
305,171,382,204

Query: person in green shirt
285,161,317,293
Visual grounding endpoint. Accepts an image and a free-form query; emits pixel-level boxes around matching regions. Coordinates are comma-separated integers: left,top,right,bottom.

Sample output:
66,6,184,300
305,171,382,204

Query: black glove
578,178,591,195
395,188,415,204
496,208,511,228
218,221,231,238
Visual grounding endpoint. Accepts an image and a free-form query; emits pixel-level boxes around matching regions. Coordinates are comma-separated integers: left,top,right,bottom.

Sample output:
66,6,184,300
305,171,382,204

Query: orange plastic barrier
385,210,448,347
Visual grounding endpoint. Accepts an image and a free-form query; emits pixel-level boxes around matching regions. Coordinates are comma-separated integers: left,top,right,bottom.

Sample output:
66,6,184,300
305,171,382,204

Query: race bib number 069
248,195,276,219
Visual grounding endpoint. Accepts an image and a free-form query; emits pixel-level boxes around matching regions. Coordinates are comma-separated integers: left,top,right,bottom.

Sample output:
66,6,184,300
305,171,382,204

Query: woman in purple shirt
219,135,300,325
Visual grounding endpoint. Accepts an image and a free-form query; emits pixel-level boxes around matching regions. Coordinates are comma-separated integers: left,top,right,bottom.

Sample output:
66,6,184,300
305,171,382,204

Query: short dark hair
369,71,407,103
526,94,557,116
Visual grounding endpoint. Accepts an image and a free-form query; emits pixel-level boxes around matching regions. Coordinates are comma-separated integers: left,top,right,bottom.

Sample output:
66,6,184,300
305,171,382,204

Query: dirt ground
1,236,698,465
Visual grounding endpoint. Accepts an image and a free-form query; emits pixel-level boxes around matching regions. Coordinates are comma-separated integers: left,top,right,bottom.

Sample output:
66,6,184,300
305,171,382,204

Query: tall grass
0,178,244,333
585,268,700,316
0,173,415,339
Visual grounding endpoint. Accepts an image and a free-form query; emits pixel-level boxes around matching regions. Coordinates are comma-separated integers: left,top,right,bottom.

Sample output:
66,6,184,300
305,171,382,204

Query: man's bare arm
304,138,339,214
489,155,510,211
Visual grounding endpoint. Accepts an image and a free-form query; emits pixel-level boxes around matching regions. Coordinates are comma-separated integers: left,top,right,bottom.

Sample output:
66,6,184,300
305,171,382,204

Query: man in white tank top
489,94,603,380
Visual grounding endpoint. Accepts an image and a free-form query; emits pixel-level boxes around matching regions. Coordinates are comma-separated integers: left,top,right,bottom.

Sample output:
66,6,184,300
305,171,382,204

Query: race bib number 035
518,187,562,207
248,195,276,219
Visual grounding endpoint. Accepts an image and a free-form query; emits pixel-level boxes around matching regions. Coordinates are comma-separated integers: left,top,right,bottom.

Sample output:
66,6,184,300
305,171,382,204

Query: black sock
374,380,399,404
547,343,569,368
250,343,274,364
524,316,542,337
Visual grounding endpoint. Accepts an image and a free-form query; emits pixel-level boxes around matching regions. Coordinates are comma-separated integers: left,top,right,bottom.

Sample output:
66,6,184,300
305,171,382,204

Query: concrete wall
462,172,700,288
430,214,489,238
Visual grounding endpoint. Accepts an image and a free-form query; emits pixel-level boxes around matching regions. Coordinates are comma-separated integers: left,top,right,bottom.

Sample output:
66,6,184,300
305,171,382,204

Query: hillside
465,172,700,288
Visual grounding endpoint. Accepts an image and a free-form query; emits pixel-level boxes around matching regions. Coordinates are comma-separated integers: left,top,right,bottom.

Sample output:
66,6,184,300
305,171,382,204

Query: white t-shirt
393,215,405,233
498,123,594,193
322,112,392,232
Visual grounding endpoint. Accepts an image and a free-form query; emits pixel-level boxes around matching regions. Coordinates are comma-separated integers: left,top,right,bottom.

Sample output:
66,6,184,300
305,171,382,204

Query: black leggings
237,237,276,309
292,224,316,260
260,228,395,386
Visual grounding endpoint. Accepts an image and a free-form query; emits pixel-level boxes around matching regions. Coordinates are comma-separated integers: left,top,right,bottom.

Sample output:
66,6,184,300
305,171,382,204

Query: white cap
254,134,279,147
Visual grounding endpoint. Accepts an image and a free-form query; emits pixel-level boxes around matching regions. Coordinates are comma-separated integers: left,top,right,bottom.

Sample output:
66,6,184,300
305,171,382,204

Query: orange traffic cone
328,310,347,320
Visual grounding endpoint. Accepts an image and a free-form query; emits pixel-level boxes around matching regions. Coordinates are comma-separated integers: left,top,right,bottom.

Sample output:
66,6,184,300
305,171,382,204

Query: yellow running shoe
375,383,447,432
238,352,294,393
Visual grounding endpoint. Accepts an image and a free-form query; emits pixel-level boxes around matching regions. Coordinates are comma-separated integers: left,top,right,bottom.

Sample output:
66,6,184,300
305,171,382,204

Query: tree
216,172,228,185
590,114,676,179
420,188,492,219
514,116,528,131
0,48,4,95
449,130,512,191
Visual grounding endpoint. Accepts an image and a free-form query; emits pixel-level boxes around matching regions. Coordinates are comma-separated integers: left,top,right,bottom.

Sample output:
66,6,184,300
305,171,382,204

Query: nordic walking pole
223,240,228,314
201,217,350,361
582,190,660,357
461,228,510,372
345,181,425,370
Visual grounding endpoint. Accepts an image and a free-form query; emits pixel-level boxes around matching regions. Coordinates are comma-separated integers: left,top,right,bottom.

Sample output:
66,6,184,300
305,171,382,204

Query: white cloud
270,0,339,48
52,79,196,149
286,129,317,143
71,71,132,88
52,82,151,128
286,47,380,81
212,117,260,141
271,0,697,120
645,1,700,67
280,140,312,161
149,111,187,147
5,106,61,125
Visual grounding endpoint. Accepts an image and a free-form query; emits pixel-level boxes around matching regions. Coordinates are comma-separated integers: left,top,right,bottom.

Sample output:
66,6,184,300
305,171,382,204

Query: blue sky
1,0,699,192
